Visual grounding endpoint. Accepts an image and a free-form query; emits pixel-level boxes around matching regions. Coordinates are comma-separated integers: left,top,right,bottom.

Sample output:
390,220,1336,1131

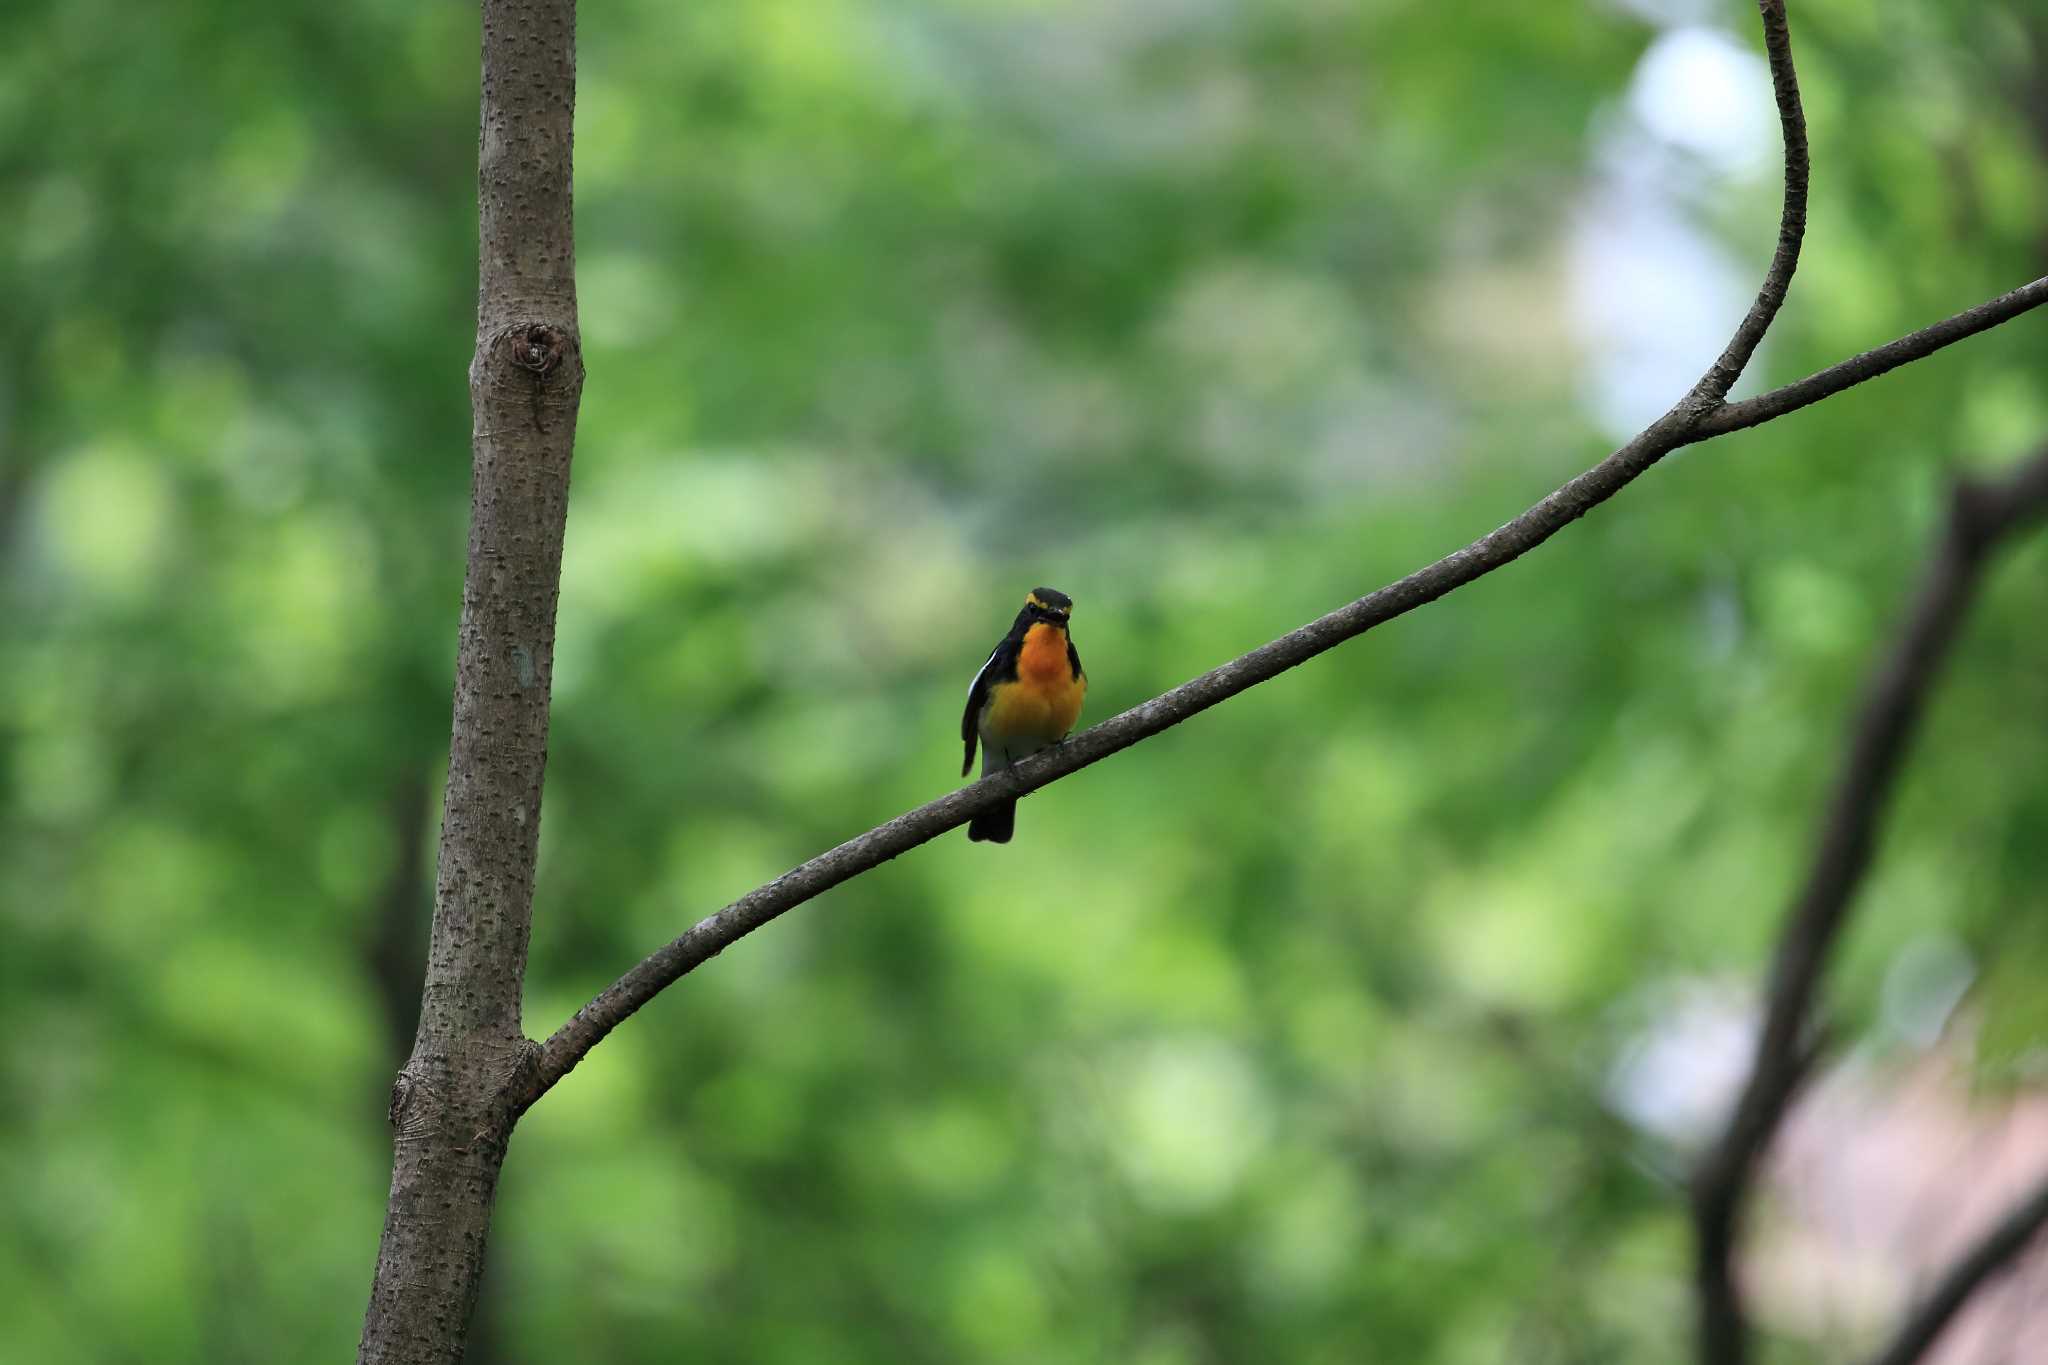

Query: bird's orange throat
1017,622,1073,684
988,622,1085,745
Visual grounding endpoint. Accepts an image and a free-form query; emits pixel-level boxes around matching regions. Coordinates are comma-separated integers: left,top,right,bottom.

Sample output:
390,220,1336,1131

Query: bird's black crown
1025,587,1073,619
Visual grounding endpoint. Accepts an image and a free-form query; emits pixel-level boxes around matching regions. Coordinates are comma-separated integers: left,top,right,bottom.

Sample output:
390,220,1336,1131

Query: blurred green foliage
3,0,2045,1361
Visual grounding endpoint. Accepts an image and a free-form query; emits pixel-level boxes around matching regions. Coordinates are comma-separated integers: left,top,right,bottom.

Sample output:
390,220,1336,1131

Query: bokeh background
5,0,2047,1360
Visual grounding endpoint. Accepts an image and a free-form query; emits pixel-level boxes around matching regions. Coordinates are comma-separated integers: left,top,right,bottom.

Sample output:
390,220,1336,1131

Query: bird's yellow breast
988,623,1085,742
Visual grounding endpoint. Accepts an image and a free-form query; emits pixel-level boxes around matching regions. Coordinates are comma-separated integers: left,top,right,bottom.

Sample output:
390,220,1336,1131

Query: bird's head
1023,587,1073,626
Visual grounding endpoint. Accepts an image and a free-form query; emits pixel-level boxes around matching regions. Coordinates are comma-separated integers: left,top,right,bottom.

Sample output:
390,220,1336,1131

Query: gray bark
355,0,582,1359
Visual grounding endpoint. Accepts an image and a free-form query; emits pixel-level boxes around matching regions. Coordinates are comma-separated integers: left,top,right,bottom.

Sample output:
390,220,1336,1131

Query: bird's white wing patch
967,644,1001,701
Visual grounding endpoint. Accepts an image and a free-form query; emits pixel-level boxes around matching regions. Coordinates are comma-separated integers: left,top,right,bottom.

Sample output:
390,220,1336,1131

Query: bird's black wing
961,637,1017,776
1066,635,1083,681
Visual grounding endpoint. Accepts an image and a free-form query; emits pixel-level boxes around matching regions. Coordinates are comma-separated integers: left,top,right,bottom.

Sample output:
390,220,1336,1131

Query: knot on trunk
387,1063,439,1145
507,323,570,380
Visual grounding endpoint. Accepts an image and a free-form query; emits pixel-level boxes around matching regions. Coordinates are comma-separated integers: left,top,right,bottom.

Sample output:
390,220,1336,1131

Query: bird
961,586,1086,843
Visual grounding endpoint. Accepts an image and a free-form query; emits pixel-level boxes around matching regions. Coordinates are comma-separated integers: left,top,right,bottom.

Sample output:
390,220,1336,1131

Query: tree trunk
356,0,582,1359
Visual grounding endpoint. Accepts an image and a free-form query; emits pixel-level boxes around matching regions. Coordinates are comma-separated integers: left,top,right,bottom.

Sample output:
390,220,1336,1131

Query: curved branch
515,2,2048,1111
1867,1168,2048,1365
1690,441,2048,1365
1677,0,1808,415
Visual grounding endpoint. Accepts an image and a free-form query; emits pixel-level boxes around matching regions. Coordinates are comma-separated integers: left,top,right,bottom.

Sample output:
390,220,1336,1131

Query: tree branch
357,0,583,1359
1691,440,2048,1365
1678,0,1807,416
1694,275,2048,440
1866,1168,2048,1365
516,0,2048,1113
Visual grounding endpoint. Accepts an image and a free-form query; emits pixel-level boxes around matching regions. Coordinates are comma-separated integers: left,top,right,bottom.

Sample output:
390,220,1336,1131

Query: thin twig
1678,0,1808,416
1695,275,2048,440
515,2,2048,1111
1691,441,2048,1365
1867,1169,2048,1365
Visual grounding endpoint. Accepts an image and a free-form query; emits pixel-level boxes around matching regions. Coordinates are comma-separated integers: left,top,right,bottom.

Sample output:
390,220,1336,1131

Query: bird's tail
967,799,1016,844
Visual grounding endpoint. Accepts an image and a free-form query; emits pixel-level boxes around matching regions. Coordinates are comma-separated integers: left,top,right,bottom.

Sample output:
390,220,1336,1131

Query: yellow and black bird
961,587,1086,843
